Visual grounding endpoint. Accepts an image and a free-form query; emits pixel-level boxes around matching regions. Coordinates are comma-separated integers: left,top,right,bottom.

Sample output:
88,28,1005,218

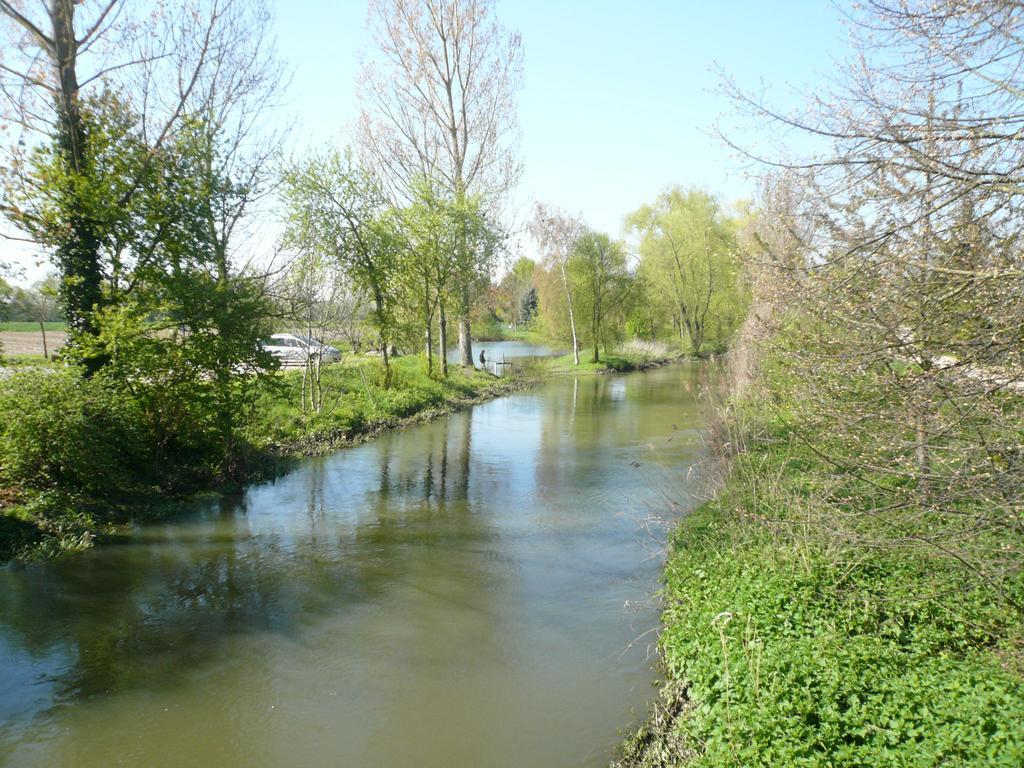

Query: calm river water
0,364,708,768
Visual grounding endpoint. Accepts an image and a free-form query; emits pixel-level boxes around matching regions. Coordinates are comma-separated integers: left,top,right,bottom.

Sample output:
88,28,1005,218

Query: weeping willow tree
626,188,748,355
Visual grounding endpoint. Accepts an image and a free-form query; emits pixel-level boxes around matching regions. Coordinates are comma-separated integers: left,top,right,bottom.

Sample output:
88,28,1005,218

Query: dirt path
0,330,67,356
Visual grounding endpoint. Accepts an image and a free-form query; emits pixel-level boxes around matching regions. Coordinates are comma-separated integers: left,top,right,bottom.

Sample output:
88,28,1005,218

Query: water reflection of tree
536,376,613,495
0,409,497,718
535,368,706,521
0,503,362,702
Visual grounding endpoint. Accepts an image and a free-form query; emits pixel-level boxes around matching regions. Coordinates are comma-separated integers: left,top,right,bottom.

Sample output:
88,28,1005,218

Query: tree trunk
50,1,104,372
915,409,929,494
373,292,390,387
439,301,449,378
39,321,48,360
424,283,434,375
457,284,473,367
301,359,309,414
425,321,434,375
559,262,580,365
313,353,323,413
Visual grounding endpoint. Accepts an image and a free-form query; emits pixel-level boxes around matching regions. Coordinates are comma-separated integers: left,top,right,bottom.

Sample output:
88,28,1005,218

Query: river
447,338,564,375
0,363,708,768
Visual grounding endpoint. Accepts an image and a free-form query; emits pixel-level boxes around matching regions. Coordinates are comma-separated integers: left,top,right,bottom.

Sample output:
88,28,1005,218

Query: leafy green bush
648,436,1024,766
0,352,269,532
0,368,148,500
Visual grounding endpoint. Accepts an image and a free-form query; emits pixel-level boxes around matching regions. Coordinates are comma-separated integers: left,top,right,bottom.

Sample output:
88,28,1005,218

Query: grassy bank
0,355,531,562
534,340,684,376
617,354,1024,767
469,320,544,342
250,355,531,455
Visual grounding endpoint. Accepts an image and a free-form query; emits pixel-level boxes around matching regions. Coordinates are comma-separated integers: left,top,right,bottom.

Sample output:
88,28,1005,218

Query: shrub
617,339,673,365
0,368,148,501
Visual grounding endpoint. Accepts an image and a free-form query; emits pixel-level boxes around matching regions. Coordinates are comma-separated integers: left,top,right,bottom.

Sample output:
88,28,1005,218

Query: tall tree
568,231,634,364
283,149,400,385
530,202,584,364
358,0,523,367
0,0,116,350
626,187,746,356
394,180,452,377
0,0,282,372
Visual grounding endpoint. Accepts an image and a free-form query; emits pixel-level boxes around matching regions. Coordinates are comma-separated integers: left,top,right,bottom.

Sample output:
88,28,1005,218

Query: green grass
465,319,551,343
629,500,1024,767
0,321,65,332
536,352,629,374
250,354,529,454
0,354,54,367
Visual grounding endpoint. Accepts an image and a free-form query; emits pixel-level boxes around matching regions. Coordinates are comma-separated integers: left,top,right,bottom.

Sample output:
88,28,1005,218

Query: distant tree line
516,190,750,364
0,276,62,324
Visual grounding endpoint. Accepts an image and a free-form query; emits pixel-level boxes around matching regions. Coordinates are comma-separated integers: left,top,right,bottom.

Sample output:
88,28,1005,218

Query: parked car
261,333,342,365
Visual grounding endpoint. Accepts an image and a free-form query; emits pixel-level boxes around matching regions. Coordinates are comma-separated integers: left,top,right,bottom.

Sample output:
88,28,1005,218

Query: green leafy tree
627,188,747,355
394,182,501,378
394,180,457,377
7,93,155,369
9,95,274,472
283,149,400,385
567,231,635,363
65,113,277,474
0,275,14,322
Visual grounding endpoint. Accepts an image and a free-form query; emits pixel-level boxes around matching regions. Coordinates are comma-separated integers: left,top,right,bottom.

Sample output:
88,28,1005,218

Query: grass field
0,322,65,332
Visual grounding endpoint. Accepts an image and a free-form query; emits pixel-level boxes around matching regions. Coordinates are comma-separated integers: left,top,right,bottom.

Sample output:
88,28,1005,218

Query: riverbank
532,340,685,376
615,346,1024,766
253,356,535,456
0,356,535,562
0,343,699,562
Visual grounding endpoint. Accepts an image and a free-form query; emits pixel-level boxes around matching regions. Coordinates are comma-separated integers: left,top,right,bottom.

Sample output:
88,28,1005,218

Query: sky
272,1,849,239
3,1,851,283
